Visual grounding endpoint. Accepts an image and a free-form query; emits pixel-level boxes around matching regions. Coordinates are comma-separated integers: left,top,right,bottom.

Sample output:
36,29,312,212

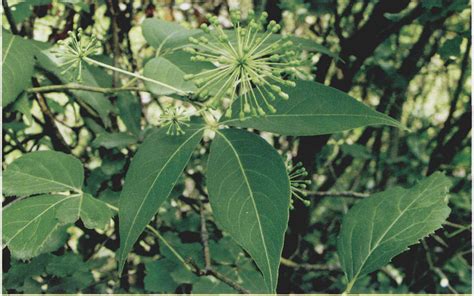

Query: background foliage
2,0,472,293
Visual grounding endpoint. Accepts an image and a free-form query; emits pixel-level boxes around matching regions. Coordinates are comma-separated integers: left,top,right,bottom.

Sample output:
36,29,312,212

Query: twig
306,190,370,199
27,84,144,94
105,0,121,87
2,0,19,34
280,257,339,271
199,200,212,272
32,79,71,153
105,203,249,294
207,268,250,294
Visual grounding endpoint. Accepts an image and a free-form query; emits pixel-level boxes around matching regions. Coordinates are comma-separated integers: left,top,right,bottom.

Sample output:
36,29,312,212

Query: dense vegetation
2,0,471,294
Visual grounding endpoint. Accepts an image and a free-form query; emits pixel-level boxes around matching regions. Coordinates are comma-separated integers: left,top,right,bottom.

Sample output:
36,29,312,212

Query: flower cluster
287,160,311,209
53,28,101,81
183,10,301,118
159,106,191,136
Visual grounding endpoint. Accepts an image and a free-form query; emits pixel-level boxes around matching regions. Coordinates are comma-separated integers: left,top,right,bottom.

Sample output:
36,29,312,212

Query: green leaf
207,129,290,292
2,31,36,107
143,57,196,95
56,193,113,230
45,253,90,277
192,276,236,293
117,92,142,136
12,93,34,126
144,259,180,292
164,50,215,74
3,151,84,197
3,194,72,259
337,172,451,292
4,254,51,290
117,123,205,272
91,132,137,149
422,0,443,9
141,18,201,51
222,80,403,136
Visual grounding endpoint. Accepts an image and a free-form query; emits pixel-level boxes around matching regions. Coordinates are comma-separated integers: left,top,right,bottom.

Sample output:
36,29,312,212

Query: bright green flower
52,28,101,81
184,11,301,118
287,160,311,209
160,106,191,136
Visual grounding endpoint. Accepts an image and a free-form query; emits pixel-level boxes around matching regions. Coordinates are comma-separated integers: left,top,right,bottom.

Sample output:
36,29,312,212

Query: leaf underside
207,128,290,292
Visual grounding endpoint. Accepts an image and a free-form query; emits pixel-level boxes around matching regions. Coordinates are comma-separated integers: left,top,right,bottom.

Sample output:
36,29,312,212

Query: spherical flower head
52,28,101,81
160,106,191,136
286,159,311,209
183,10,302,118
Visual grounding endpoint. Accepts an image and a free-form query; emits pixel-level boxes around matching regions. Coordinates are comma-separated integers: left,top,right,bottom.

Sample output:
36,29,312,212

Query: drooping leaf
207,129,290,292
2,30,36,107
141,18,201,51
56,193,113,230
143,57,196,95
337,172,451,291
2,194,72,259
117,123,205,272
91,132,137,149
222,80,403,136
3,151,84,197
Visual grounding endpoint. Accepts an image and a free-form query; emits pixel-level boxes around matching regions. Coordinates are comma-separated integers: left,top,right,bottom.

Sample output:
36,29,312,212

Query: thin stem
83,57,188,95
28,84,144,94
343,277,357,295
145,225,193,271
105,203,192,271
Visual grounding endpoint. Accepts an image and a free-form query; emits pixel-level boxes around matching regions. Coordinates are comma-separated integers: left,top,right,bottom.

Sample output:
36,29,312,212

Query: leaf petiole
83,57,188,96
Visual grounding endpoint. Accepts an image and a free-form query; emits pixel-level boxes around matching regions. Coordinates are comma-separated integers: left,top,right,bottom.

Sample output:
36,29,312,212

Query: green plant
2,2,468,294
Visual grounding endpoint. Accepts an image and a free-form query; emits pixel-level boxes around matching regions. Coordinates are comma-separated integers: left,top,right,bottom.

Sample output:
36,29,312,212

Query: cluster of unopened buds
287,160,311,209
159,106,191,136
183,10,301,119
52,28,101,81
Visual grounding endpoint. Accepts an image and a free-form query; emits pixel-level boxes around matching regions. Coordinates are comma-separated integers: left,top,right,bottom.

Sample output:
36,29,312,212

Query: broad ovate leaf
117,123,205,272
222,80,403,136
3,151,84,197
337,172,451,291
3,194,72,259
56,193,113,230
2,30,36,107
207,129,290,292
143,57,196,95
141,18,201,51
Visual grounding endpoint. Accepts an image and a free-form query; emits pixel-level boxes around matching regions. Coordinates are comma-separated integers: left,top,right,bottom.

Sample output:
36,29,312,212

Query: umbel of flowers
184,10,302,119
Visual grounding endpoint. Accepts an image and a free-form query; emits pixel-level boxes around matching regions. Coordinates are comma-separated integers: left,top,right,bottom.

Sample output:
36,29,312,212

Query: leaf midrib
221,113,400,126
216,130,273,290
7,169,81,193
5,194,78,245
350,177,437,281
2,35,15,64
119,127,205,264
